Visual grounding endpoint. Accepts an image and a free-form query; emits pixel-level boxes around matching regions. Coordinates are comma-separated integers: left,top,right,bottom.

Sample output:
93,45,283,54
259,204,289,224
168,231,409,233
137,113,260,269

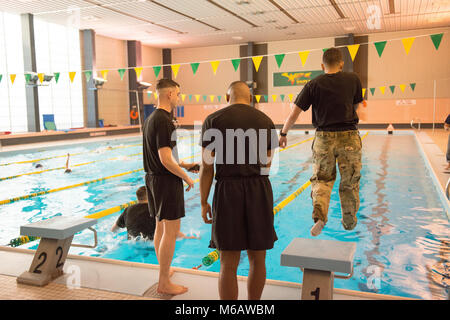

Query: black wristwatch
280,131,287,137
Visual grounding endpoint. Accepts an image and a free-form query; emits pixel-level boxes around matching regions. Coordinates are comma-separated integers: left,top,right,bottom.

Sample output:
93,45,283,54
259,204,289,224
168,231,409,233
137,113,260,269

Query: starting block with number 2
281,238,356,300
16,216,97,287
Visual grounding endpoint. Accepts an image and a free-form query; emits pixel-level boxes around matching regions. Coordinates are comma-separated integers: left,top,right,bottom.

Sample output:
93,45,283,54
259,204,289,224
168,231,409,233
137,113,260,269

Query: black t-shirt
294,71,363,131
445,115,450,124
116,203,156,240
143,108,179,176
200,104,278,179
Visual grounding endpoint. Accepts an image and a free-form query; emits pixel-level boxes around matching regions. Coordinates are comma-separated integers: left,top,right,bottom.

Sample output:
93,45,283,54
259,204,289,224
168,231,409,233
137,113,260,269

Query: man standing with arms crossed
143,78,198,296
279,48,363,237
199,81,278,300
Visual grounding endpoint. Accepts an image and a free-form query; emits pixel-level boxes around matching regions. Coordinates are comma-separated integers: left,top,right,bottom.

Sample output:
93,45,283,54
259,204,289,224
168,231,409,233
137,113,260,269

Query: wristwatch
280,131,287,137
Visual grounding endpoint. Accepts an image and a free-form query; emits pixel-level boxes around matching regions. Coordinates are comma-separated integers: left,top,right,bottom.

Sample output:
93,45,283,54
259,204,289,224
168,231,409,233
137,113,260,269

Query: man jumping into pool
279,47,363,237
143,78,199,296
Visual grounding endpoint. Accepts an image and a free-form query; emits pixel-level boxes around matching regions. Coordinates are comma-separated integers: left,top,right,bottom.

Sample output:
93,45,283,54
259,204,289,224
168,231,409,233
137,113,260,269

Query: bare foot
157,281,188,295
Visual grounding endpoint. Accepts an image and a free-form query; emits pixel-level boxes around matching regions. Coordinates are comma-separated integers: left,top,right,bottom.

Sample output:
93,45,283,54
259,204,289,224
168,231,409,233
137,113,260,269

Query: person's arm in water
279,106,303,148
158,147,194,191
199,147,215,224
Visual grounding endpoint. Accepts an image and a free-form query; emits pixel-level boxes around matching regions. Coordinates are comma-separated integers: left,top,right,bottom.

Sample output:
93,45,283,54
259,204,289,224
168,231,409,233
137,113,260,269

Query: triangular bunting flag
181,94,186,102
288,94,293,102
231,59,241,71
189,94,193,101
379,86,386,95
389,85,395,94
374,41,387,58
38,73,44,84
118,69,126,80
430,33,444,50
210,61,220,75
190,63,200,75
147,91,151,98
195,94,200,102
298,51,310,67
370,88,375,96
362,88,366,98
263,95,268,102
402,37,415,55
100,70,109,80
25,73,31,83
252,56,263,72
203,95,207,102
69,72,76,83
210,95,215,102
272,95,277,102
0,74,2,83
153,92,158,100
399,84,406,92
54,72,60,83
218,96,222,103
323,48,329,53
255,95,261,103
275,54,285,68
153,66,161,78
84,71,92,82
171,65,180,78
410,83,416,92
134,67,143,79
347,44,360,62
280,94,285,101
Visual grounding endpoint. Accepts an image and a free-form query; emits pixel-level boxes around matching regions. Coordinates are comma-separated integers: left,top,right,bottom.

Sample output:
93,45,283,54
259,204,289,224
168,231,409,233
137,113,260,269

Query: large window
0,12,27,132
34,18,83,130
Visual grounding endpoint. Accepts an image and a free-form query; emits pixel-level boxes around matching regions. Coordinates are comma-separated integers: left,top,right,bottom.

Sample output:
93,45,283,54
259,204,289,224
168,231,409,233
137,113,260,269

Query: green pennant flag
218,96,222,103
389,85,396,94
147,91,151,98
0,74,2,83
153,66,161,78
54,72,60,83
203,95,207,102
410,83,416,91
188,94,192,101
264,95,268,102
370,88,376,96
118,69,126,80
25,73,31,82
323,48,329,53
374,41,387,58
430,33,443,50
84,71,92,82
280,94,285,101
190,63,200,75
274,54,285,68
231,59,241,71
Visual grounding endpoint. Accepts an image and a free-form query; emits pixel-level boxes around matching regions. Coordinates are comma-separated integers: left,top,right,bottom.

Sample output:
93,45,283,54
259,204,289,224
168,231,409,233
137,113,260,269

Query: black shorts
145,173,185,221
209,176,278,251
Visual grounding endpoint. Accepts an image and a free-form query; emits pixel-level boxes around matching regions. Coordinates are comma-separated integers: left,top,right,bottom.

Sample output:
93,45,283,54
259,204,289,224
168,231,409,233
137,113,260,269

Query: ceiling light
82,15,101,22
236,0,251,4
344,26,356,31
232,36,243,40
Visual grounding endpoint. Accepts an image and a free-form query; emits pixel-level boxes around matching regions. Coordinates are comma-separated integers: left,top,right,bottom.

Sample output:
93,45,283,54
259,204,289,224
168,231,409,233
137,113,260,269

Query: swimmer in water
35,163,43,169
64,153,72,173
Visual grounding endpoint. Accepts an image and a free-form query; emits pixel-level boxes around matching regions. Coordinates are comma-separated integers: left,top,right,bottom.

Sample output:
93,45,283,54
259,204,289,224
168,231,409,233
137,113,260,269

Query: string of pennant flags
0,32,444,86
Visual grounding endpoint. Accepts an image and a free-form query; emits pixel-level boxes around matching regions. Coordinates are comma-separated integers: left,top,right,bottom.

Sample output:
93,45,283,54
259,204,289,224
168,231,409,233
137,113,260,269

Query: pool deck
0,129,447,300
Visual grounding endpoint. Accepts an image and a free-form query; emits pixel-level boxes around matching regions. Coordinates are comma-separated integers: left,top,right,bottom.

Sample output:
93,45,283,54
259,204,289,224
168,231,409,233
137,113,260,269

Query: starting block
16,216,97,287
281,238,356,300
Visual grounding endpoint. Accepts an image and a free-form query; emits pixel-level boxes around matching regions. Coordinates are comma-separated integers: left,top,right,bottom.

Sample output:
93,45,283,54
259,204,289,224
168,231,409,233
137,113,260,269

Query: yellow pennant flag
10,74,16,84
134,67,143,79
399,84,406,92
288,94,293,102
195,94,200,102
379,86,386,95
210,95,215,102
181,94,186,102
402,37,415,55
362,88,366,98
255,95,261,103
252,56,263,72
101,70,109,80
69,71,76,83
210,61,220,75
298,51,310,67
171,64,180,78
38,73,45,83
347,44,360,62
272,95,277,102
153,92,158,100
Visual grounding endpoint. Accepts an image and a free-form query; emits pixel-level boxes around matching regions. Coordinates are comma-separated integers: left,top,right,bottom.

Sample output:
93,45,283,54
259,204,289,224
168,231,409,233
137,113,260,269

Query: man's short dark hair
156,78,180,91
323,48,343,66
136,186,147,201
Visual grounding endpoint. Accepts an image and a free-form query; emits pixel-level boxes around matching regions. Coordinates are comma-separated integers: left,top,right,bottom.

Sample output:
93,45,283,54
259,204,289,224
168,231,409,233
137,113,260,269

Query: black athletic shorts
209,175,278,251
145,173,185,221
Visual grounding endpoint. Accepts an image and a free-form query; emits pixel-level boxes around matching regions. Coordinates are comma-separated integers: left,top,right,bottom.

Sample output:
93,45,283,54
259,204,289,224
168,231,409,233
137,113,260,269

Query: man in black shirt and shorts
143,78,198,296
199,81,278,300
279,47,363,237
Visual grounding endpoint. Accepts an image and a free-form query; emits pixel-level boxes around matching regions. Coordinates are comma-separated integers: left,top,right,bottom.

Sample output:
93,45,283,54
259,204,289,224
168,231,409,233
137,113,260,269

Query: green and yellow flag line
198,131,370,268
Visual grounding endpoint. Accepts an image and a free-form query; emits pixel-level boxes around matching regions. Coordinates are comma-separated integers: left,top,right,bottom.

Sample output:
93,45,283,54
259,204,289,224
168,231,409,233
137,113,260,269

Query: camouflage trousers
310,130,362,224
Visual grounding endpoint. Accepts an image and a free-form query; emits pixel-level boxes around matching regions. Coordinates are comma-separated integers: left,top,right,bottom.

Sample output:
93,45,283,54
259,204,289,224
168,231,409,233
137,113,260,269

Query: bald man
199,81,278,300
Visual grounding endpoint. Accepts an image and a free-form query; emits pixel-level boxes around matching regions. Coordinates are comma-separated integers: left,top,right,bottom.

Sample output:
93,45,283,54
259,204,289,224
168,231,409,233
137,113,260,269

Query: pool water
0,131,448,300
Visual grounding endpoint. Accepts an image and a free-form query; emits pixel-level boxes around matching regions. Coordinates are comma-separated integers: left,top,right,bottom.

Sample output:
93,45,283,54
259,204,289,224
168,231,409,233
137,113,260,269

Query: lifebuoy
130,110,138,120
